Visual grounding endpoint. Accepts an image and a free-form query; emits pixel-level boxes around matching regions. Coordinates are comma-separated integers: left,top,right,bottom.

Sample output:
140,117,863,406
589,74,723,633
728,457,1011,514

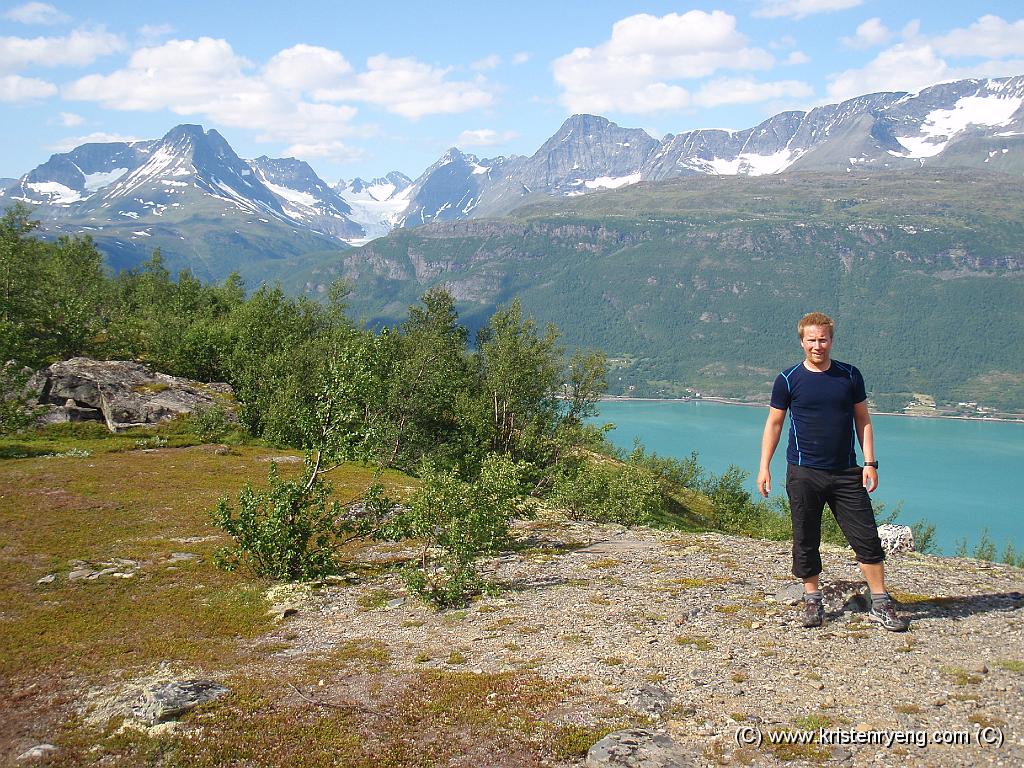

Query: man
757,312,908,632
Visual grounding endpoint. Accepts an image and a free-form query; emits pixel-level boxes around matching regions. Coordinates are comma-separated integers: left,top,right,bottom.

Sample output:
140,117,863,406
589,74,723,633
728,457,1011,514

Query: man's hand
757,468,771,497
862,466,878,493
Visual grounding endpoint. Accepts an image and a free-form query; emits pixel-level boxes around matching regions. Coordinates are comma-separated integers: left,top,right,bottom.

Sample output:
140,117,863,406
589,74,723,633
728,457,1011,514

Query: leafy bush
210,456,386,580
909,519,939,555
0,362,39,435
187,403,234,443
552,459,664,527
386,453,532,607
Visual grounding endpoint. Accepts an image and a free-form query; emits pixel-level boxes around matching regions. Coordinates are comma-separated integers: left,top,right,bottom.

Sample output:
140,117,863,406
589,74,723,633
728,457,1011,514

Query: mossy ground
0,425,642,766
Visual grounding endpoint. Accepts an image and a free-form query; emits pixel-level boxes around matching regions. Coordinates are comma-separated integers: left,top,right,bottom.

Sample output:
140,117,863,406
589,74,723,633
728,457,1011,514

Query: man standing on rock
757,312,908,632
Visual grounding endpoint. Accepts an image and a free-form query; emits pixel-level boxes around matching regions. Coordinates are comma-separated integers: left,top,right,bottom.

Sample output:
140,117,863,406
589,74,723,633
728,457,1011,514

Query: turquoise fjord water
589,400,1023,556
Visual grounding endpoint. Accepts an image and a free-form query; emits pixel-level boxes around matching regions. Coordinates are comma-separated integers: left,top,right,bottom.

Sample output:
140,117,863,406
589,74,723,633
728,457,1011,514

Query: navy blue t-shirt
770,360,867,469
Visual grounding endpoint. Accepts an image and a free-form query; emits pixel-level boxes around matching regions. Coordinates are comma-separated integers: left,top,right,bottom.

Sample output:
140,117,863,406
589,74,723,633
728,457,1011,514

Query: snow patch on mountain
584,173,641,190
83,168,128,192
259,178,319,208
22,181,81,204
896,95,1024,159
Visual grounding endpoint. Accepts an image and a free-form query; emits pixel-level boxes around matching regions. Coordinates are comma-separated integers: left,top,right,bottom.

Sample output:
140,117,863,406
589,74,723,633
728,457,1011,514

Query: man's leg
787,465,827,627
828,469,908,631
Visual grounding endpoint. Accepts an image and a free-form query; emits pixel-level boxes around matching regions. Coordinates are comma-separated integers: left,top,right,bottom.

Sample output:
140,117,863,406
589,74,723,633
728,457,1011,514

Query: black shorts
785,464,885,579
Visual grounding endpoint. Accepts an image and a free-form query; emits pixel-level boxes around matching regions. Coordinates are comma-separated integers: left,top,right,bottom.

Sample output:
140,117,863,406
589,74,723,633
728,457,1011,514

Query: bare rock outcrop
27,357,235,432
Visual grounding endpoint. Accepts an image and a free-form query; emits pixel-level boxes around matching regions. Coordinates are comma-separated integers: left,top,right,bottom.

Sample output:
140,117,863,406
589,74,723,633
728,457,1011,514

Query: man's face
800,325,832,367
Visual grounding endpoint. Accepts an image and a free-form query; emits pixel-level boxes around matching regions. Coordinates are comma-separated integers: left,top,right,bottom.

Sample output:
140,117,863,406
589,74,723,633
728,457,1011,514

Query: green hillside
295,169,1024,413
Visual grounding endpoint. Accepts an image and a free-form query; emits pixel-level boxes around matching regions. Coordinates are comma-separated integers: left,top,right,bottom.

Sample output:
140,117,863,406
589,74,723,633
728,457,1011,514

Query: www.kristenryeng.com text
734,724,1005,750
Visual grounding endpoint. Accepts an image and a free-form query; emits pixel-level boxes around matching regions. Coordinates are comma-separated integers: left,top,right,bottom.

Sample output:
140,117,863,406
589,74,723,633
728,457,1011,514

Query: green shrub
188,403,234,442
211,455,387,581
387,453,531,607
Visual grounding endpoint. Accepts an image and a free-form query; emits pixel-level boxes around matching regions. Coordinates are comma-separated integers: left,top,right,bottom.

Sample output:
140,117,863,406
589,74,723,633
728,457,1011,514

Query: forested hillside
295,169,1024,413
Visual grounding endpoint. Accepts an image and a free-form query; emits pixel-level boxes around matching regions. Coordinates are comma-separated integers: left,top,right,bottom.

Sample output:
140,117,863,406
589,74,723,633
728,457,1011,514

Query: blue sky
2,0,1023,182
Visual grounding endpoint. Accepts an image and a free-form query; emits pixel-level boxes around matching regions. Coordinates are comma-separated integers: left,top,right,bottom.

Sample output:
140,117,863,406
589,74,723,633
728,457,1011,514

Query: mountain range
2,74,1023,279
2,75,1023,410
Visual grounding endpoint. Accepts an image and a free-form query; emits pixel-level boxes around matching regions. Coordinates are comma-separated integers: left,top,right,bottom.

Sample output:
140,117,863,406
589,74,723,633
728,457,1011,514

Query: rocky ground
5,444,1022,767
262,516,1024,767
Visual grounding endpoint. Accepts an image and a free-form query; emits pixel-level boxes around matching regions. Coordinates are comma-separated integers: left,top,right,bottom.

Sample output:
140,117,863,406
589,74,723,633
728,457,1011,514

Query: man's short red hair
798,312,835,339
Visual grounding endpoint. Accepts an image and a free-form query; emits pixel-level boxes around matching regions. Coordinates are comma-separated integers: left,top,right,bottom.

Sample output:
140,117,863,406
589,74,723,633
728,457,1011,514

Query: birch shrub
386,452,533,608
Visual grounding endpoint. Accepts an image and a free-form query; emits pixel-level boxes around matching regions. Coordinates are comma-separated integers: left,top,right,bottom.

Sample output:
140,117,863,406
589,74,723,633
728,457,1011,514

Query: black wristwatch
864,461,879,469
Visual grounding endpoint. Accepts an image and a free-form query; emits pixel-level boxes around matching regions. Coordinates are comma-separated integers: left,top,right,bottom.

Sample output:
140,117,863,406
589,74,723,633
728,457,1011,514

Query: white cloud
456,128,520,147
0,73,56,101
785,51,810,65
828,44,949,101
754,0,863,20
264,44,353,91
552,11,774,115
693,78,814,108
827,15,1024,102
3,2,69,25
58,110,83,125
932,15,1024,58
63,37,358,158
49,131,142,152
62,37,494,163
471,54,501,71
314,54,494,118
842,17,891,49
512,51,530,65
0,27,124,73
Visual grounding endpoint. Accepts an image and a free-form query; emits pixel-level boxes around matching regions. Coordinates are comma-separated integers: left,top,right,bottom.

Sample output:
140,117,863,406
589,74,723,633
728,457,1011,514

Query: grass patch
355,588,394,610
968,713,1007,728
447,651,468,665
675,635,712,651
761,729,832,763
0,443,411,749
586,558,620,569
940,666,982,686
889,591,963,606
996,659,1024,673
793,714,835,730
894,704,924,714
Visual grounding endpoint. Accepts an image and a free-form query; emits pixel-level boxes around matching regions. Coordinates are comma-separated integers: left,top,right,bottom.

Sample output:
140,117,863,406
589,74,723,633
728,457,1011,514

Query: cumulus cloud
62,37,494,162
552,11,774,114
58,110,83,125
693,78,814,108
49,131,142,152
512,51,530,65
456,128,520,147
471,54,501,71
827,15,1024,102
932,15,1024,58
785,51,810,65
0,27,124,73
64,37,359,156
3,2,69,25
754,0,863,20
263,44,353,91
842,18,891,49
314,54,493,118
0,73,57,101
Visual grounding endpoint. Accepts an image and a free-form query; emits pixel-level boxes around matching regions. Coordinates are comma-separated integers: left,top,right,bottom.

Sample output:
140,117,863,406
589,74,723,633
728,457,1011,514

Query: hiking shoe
802,599,825,628
868,599,909,632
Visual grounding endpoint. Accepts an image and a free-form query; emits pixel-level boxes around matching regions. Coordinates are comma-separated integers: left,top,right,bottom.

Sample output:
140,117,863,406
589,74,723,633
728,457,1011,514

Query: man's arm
853,400,878,492
757,406,787,497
